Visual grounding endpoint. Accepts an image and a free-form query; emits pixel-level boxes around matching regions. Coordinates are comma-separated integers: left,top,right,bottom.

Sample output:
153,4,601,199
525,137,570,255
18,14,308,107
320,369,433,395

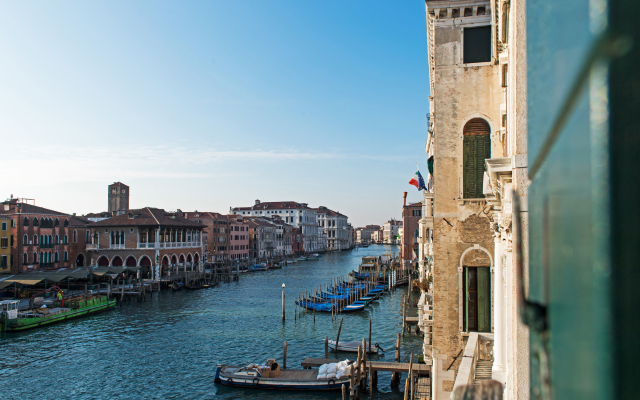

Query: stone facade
422,1,529,398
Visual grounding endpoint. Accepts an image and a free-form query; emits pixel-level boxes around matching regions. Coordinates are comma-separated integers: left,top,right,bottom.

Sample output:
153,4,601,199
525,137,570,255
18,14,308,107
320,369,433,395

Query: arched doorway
76,254,85,267
162,256,169,277
460,247,492,333
179,254,185,264
125,256,137,267
139,256,152,279
98,256,109,267
171,255,177,265
462,118,491,199
186,254,192,263
112,256,123,267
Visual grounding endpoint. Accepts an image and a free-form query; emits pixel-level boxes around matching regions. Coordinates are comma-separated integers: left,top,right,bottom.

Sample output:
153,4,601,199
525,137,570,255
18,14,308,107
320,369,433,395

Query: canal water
1,245,423,399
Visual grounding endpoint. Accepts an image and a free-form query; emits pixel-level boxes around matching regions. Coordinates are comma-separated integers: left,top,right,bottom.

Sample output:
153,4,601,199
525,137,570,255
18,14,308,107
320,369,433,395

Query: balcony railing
86,244,99,250
110,244,125,249
452,332,494,392
138,242,201,249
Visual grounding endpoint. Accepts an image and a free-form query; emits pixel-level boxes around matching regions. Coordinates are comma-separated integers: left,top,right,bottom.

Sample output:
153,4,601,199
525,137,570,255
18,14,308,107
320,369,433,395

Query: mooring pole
335,317,344,353
282,283,286,322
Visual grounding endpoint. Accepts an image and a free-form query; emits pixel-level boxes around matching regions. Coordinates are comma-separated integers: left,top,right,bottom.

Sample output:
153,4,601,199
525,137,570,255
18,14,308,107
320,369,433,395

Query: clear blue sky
1,1,429,226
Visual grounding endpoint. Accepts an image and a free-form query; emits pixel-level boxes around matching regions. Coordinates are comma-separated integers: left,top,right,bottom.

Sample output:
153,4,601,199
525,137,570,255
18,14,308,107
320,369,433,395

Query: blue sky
1,1,429,226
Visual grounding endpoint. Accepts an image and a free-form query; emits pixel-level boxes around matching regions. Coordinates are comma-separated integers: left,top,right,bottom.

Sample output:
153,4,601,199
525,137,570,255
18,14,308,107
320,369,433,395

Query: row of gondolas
295,281,388,313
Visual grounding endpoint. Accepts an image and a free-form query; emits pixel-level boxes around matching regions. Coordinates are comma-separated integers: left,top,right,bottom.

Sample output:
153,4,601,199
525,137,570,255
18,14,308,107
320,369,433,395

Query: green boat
0,294,116,332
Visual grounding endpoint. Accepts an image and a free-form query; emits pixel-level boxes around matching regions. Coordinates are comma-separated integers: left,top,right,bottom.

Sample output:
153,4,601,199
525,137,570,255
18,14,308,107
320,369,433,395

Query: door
465,266,491,332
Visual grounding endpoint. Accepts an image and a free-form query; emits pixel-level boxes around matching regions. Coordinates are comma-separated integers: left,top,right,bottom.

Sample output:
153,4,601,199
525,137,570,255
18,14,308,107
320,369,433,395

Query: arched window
48,252,52,263
40,217,45,227
64,235,68,244
85,230,90,243
55,235,59,245
64,251,68,262
23,217,29,227
463,118,491,198
39,252,43,263
33,252,38,263
55,218,59,227
23,234,28,245
33,235,38,245
22,252,27,264
73,230,77,243
49,235,52,245
64,219,69,227
54,252,59,262
39,235,43,245
33,217,39,226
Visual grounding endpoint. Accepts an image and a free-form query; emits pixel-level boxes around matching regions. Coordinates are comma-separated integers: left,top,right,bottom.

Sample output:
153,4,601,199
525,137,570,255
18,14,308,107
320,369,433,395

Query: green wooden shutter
463,137,476,198
477,267,491,332
464,268,469,331
476,134,491,197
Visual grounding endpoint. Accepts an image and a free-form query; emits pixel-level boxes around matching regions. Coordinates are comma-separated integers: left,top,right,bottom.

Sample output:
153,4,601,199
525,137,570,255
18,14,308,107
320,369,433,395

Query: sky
0,1,430,227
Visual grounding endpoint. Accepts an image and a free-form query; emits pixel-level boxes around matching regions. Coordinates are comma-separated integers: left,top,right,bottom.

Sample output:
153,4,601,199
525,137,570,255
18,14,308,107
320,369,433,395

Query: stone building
419,1,529,399
0,215,11,274
383,219,402,244
86,207,204,279
231,200,319,252
0,198,71,274
315,207,350,251
400,192,422,266
181,212,249,264
68,215,92,268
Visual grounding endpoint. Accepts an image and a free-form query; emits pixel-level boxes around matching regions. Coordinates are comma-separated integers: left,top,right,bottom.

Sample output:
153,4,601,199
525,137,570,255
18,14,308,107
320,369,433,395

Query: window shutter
463,136,476,198
475,134,491,197
477,267,491,332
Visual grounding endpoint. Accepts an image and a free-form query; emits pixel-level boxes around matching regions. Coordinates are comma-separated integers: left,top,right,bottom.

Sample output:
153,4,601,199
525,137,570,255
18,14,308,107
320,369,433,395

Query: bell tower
108,182,129,213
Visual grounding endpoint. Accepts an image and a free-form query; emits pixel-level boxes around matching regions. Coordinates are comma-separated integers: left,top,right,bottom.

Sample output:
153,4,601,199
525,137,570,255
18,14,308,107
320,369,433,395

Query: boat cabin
0,300,19,320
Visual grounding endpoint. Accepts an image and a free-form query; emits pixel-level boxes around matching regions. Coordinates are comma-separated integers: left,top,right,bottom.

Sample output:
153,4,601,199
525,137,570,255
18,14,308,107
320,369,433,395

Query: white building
231,200,319,252
383,219,401,244
315,206,350,251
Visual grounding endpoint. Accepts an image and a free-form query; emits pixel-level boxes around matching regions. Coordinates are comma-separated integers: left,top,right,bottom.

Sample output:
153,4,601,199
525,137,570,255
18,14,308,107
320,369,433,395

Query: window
1,222,6,230
23,217,29,227
23,234,28,245
55,235,59,245
0,255,6,270
463,266,491,332
463,26,491,64
55,252,59,262
33,252,37,263
64,251,68,262
86,230,90,243
23,252,27,264
463,119,491,198
55,218,59,227
33,217,38,226
40,217,45,227
64,235,68,244
0,237,7,248
33,235,38,245
73,230,77,243
64,219,68,227
412,210,422,217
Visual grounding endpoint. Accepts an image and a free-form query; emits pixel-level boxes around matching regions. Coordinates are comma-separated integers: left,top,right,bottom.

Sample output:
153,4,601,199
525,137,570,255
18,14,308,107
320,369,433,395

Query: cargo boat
0,288,116,332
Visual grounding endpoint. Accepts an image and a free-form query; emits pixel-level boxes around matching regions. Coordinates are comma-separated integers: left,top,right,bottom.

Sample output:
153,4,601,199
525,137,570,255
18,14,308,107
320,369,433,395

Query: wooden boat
270,264,282,269
296,257,308,261
185,282,219,290
215,364,350,391
248,264,269,272
1,294,116,332
327,340,381,354
170,282,184,291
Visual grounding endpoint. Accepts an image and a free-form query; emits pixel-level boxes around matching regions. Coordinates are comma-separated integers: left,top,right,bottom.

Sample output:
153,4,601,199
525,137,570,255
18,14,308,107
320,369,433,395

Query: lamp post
282,283,286,322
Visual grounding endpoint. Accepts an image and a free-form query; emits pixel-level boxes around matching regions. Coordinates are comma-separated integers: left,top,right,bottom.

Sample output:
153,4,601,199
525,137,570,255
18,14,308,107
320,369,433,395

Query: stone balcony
418,291,434,357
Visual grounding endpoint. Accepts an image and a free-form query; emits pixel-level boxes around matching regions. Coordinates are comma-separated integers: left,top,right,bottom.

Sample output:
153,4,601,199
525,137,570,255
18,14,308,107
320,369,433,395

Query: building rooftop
89,207,205,229
232,200,312,211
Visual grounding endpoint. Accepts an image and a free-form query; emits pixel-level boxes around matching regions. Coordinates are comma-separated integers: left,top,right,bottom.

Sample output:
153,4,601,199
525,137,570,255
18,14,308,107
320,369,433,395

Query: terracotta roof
407,202,422,207
68,216,91,227
89,207,204,228
110,182,129,187
0,202,69,216
232,201,311,211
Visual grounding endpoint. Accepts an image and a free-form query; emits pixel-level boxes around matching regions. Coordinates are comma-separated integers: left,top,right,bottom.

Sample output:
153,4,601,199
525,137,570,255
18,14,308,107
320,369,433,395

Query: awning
0,281,13,289
5,278,45,285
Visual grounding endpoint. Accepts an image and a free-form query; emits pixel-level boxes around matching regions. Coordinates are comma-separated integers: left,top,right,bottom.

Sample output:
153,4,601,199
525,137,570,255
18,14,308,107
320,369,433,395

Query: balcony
86,243,99,250
110,244,125,249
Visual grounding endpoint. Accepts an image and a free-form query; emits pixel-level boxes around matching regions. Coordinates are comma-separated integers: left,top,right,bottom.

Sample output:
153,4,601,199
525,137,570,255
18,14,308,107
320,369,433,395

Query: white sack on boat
326,364,338,374
317,373,327,380
319,364,328,374
327,373,336,379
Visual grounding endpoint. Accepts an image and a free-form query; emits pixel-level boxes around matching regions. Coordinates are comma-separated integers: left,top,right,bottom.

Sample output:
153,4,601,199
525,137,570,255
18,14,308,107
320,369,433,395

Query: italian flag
409,170,425,190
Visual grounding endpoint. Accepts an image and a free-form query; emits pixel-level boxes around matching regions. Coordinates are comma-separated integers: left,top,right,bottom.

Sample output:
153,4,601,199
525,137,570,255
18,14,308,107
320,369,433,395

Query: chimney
403,192,407,207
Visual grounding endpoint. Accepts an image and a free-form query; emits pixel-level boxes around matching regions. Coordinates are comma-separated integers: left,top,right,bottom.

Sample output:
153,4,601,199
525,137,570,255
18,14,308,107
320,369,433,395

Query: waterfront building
383,218,402,245
400,193,422,267
371,229,383,244
0,197,71,274
355,225,381,244
244,216,293,259
86,207,205,279
0,215,11,274
231,200,319,252
419,1,529,399
315,206,350,251
292,227,303,255
181,211,247,264
68,215,92,267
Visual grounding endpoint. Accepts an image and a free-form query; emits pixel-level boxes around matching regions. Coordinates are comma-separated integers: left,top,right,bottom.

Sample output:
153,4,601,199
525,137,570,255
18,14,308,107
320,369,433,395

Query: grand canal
1,245,422,399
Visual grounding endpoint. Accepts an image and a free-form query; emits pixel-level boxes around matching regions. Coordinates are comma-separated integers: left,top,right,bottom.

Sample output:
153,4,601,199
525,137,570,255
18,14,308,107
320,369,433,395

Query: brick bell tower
108,182,129,213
